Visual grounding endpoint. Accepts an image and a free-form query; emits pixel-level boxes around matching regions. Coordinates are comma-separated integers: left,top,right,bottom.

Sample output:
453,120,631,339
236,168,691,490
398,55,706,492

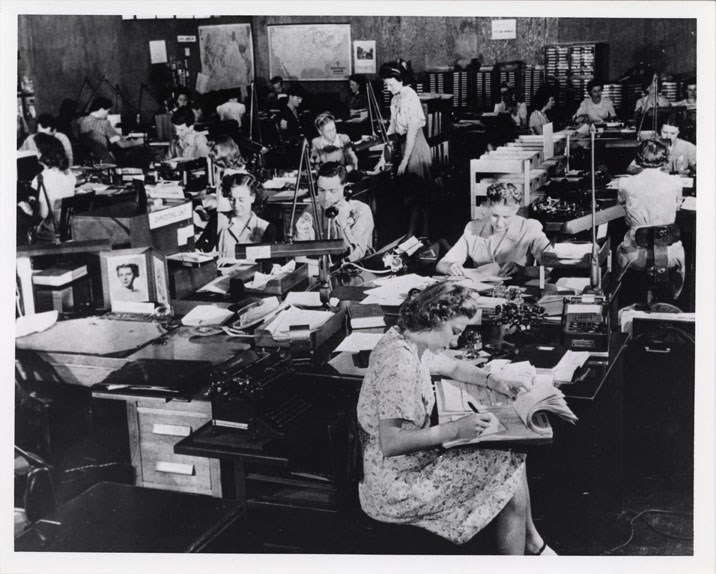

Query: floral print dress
356,327,526,544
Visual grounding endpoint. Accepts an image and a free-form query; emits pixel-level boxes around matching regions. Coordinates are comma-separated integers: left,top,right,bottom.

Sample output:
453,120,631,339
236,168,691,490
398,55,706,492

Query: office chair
633,222,682,307
59,191,95,241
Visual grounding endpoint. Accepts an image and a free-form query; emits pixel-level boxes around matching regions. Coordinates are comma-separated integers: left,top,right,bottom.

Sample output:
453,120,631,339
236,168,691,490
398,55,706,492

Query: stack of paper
555,277,591,294
360,274,436,306
334,332,385,353
181,305,234,327
264,307,333,340
552,350,590,382
544,243,592,261
245,260,296,290
284,292,339,308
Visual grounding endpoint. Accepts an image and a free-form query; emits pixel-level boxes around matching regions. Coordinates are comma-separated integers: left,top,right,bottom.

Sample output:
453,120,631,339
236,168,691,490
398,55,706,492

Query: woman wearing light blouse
528,86,556,136
373,61,433,236
310,112,359,172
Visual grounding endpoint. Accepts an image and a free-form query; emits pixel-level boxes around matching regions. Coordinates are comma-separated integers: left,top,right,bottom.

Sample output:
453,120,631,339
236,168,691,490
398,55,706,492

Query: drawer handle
644,346,671,354
152,423,192,437
155,461,195,476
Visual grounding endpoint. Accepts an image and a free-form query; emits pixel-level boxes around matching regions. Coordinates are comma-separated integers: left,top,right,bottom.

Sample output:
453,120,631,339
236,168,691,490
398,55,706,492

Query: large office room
2,1,714,573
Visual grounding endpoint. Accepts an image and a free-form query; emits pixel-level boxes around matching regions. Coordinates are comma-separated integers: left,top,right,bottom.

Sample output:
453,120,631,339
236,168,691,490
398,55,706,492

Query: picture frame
100,247,170,313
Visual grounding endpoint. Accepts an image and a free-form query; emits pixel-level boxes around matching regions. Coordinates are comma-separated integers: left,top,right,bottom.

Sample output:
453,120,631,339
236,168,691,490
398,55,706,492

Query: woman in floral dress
357,282,555,554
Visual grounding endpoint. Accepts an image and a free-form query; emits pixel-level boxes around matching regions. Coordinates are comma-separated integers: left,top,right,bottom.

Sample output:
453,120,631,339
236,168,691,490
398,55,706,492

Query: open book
435,376,577,448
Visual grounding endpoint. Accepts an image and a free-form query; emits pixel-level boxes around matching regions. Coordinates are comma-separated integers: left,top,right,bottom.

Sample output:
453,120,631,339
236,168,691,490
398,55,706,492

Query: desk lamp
365,80,394,168
587,123,602,293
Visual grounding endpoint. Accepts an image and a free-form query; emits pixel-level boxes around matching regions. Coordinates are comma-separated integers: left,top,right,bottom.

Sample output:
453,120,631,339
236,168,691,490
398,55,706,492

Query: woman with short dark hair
573,79,616,124
357,282,553,554
31,133,76,236
529,86,556,135
310,112,358,171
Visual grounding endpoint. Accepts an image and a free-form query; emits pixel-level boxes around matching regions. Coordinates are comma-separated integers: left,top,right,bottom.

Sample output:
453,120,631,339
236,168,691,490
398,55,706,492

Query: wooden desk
15,482,246,552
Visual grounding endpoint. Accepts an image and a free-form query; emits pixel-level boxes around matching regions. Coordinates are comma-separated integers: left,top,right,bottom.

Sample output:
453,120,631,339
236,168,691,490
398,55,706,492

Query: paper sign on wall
178,35,196,43
149,40,168,64
491,19,517,40
353,41,376,74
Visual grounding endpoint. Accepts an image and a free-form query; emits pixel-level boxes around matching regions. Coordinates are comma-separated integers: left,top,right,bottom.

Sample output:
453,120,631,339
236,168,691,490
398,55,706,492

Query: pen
467,401,479,413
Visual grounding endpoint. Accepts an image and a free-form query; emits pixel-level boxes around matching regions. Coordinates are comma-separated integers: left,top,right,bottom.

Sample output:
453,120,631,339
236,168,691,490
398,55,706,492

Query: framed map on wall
198,23,254,92
268,24,351,81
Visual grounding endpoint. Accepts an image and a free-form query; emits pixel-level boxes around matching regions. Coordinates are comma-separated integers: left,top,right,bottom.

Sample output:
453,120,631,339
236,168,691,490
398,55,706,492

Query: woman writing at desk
310,112,359,172
357,282,554,554
436,183,550,279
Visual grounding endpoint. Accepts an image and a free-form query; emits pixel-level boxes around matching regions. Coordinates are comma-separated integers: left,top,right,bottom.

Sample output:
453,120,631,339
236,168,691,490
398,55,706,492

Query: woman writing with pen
357,282,555,554
435,182,550,279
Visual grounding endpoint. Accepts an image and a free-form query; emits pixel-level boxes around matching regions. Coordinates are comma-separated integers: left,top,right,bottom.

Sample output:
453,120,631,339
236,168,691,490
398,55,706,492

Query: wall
557,18,697,78
18,15,697,118
252,16,559,97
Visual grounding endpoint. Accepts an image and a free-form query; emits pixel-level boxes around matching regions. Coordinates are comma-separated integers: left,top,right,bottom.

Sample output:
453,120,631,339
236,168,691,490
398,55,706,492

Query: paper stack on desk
360,274,437,306
181,305,235,327
335,332,385,353
245,260,296,290
264,306,333,340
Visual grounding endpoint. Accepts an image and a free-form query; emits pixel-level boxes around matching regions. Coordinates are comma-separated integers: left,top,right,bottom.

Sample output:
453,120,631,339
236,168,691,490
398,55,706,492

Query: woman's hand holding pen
447,412,493,441
498,261,524,277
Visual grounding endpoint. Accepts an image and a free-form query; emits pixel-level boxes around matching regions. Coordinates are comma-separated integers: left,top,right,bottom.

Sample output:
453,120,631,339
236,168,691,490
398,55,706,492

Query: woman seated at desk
216,172,276,259
673,78,696,109
626,114,696,175
29,133,77,241
528,86,556,135
347,74,368,111
634,76,671,117
617,139,685,298
277,86,305,142
494,83,527,129
211,134,248,179
357,282,554,555
573,79,617,125
310,112,359,172
294,162,374,262
172,88,204,124
436,182,550,279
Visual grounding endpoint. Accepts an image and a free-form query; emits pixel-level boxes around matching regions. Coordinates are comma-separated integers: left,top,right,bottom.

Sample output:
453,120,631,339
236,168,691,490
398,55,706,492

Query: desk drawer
137,406,209,448
139,442,215,494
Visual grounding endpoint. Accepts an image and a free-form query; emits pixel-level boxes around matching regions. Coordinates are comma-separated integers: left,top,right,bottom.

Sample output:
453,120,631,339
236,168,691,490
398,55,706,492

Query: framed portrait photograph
100,247,169,313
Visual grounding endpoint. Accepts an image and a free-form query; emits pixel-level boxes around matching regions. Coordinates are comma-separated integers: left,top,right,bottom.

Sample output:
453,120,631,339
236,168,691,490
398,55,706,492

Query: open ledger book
435,377,578,448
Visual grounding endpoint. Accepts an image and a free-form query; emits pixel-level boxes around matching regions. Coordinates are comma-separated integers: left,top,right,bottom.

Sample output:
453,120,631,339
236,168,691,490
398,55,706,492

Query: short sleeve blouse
389,87,426,136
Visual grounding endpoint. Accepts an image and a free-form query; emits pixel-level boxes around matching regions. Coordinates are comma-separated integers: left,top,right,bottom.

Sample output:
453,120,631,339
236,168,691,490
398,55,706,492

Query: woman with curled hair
357,282,553,554
310,112,358,171
528,85,557,135
436,182,550,278
216,172,276,259
617,139,685,297
31,133,76,234
374,60,433,236
211,134,247,179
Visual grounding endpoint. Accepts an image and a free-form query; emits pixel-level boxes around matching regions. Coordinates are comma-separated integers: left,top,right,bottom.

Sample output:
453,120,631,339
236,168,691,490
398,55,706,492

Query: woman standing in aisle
357,281,555,554
374,61,432,237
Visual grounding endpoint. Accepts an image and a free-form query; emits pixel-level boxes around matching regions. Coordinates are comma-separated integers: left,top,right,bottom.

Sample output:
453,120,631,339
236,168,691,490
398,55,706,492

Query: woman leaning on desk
373,61,433,237
436,182,550,279
357,282,555,554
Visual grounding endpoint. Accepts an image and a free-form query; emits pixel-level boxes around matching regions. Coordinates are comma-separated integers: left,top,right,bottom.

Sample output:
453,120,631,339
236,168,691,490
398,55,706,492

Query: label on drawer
152,423,191,437
155,461,195,476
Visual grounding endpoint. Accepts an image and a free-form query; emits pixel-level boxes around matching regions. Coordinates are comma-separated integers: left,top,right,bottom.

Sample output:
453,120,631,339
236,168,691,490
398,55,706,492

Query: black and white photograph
3,2,714,574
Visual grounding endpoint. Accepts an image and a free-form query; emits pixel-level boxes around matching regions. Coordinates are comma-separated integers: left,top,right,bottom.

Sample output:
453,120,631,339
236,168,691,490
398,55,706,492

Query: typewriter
207,349,313,440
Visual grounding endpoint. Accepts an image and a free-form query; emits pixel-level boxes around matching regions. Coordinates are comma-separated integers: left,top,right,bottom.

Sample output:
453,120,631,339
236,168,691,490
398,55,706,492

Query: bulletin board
268,24,352,81
198,23,255,91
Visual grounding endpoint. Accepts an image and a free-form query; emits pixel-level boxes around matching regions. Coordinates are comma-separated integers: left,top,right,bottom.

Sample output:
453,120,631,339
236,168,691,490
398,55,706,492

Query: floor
14,393,693,556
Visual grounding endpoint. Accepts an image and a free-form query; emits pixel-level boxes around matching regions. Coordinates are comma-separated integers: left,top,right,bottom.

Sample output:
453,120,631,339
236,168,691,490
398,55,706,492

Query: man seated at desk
436,182,550,279
294,162,374,262
77,97,142,163
627,114,696,175
165,107,211,160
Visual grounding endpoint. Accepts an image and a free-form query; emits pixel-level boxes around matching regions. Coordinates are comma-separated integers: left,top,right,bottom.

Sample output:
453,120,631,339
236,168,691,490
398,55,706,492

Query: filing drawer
127,399,221,497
